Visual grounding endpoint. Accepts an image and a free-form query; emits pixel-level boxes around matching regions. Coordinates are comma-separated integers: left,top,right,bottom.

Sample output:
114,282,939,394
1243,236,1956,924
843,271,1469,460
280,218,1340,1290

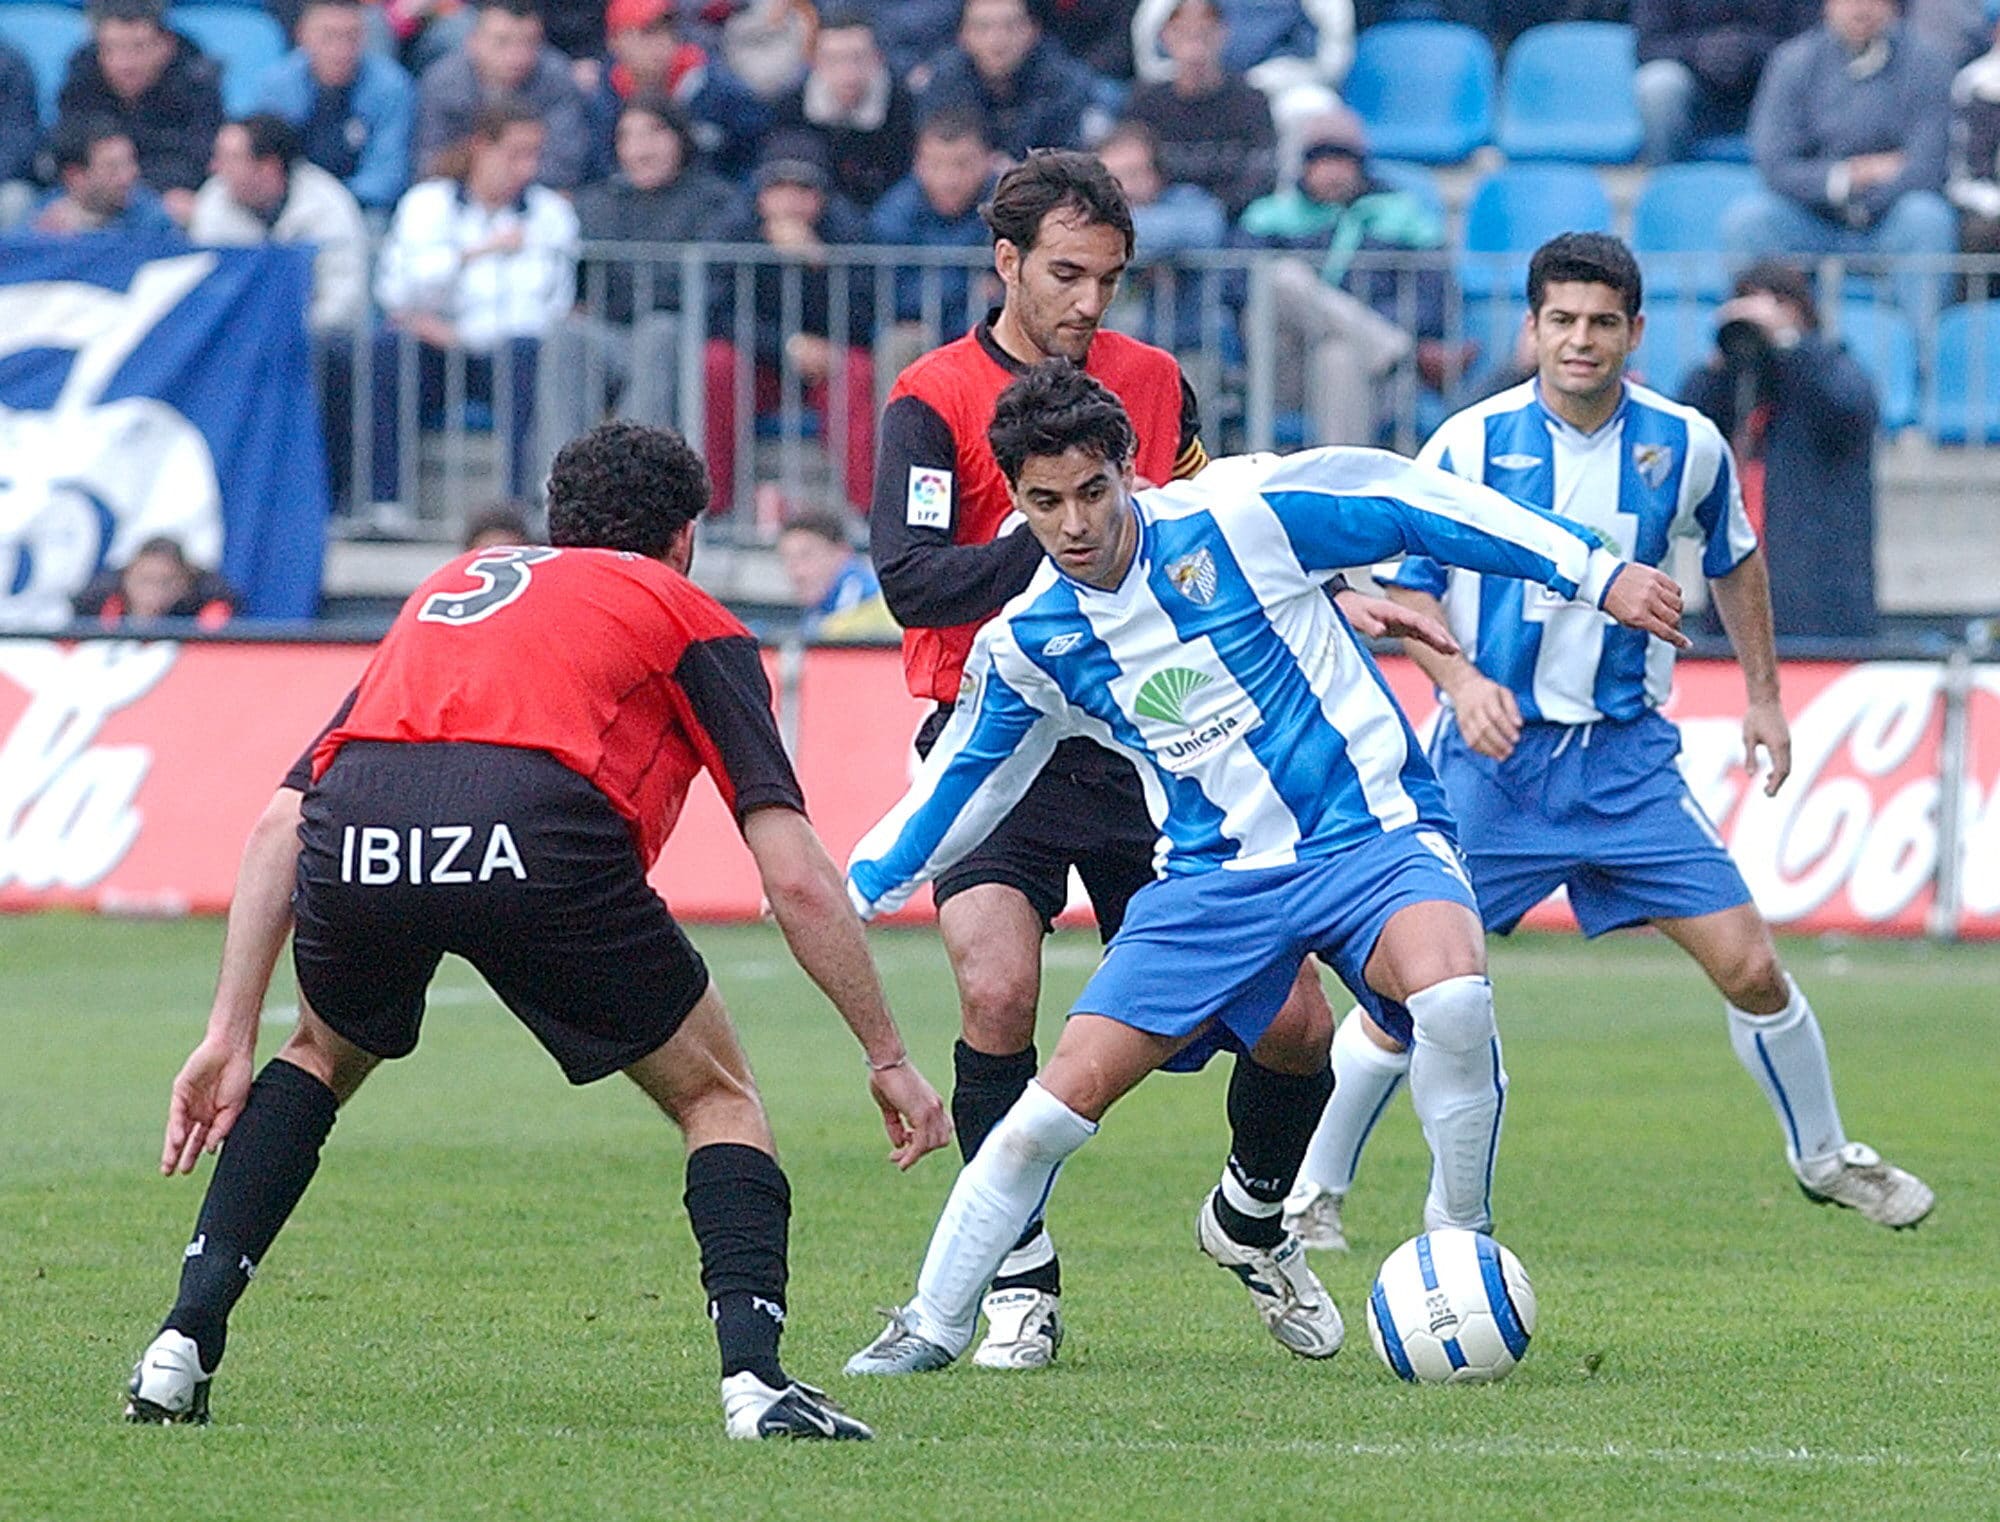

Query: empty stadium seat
1632,162,1761,298
1630,297,1719,398
169,4,286,116
1344,22,1495,165
0,5,87,122
1926,303,2000,444
1834,301,1920,433
1458,164,1614,300
1496,22,1643,164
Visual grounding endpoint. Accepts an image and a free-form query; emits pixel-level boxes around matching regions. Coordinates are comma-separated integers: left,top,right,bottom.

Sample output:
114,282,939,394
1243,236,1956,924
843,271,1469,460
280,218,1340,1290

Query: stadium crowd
2,0,1997,632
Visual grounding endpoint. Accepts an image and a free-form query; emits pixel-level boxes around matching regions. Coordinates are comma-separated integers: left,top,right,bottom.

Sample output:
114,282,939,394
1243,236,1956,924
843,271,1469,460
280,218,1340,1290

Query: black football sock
684,1143,790,1388
1216,1055,1335,1250
953,1041,1061,1296
163,1057,340,1373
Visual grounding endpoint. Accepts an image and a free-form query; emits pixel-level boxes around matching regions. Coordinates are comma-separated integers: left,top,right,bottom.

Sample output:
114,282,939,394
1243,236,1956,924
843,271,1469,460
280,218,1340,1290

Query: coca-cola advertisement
0,640,1992,938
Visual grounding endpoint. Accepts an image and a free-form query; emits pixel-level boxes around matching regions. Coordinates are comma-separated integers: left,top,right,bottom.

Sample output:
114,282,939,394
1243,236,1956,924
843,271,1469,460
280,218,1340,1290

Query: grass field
2,916,1995,1521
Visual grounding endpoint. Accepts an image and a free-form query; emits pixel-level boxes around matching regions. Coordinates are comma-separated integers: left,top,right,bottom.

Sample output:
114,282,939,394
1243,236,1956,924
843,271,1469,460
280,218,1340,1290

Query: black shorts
917,708,1158,939
292,742,709,1084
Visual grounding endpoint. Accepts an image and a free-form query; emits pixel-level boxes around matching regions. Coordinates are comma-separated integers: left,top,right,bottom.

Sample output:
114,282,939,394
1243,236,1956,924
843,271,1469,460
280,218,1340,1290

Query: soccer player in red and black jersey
866,150,1441,1370
123,423,949,1441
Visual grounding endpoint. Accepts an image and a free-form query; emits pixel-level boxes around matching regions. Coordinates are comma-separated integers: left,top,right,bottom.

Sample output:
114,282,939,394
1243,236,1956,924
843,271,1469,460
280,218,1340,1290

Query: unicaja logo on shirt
1135,666,1212,724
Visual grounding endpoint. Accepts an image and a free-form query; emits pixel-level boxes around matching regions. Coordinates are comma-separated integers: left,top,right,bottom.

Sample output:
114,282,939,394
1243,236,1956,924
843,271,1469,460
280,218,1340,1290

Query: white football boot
124,1330,211,1425
1196,1192,1344,1359
1281,1179,1350,1253
1796,1143,1935,1229
721,1371,873,1440
970,1288,1063,1369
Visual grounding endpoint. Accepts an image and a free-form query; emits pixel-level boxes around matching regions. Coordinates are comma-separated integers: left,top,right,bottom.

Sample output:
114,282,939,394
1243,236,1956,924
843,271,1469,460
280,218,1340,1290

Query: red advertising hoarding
1,639,1991,937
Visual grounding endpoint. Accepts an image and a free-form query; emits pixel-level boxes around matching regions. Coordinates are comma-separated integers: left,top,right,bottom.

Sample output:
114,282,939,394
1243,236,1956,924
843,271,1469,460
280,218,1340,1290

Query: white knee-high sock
1298,1006,1410,1196
1726,974,1847,1171
907,1082,1096,1352
1407,976,1505,1233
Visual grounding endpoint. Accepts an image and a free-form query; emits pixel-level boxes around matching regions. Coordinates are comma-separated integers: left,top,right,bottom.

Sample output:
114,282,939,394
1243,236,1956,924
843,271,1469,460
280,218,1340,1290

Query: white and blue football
1366,1228,1537,1384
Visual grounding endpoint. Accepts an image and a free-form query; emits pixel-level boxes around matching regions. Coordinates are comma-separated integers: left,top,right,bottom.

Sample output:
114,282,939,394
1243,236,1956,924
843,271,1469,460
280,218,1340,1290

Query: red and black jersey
289,547,803,866
869,315,1206,703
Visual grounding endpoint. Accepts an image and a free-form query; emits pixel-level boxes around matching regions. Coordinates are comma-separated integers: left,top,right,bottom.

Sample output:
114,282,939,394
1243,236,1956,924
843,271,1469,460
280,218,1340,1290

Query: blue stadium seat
1632,162,1762,299
1458,164,1614,300
1925,303,2000,444
1496,22,1643,164
0,5,87,122
1344,22,1495,165
169,4,286,116
1834,301,1919,433
1630,297,1719,398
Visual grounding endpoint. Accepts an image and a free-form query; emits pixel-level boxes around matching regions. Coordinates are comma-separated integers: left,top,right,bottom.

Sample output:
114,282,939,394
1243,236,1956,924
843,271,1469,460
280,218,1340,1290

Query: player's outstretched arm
162,785,304,1176
1706,546,1791,795
742,806,952,1170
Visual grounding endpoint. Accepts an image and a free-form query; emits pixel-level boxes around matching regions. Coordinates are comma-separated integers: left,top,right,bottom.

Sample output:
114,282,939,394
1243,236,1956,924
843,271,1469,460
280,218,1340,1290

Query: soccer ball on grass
1366,1228,1536,1384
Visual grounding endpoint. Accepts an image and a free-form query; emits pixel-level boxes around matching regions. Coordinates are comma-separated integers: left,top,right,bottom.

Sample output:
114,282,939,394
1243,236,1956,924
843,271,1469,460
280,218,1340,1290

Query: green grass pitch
2,915,1995,1521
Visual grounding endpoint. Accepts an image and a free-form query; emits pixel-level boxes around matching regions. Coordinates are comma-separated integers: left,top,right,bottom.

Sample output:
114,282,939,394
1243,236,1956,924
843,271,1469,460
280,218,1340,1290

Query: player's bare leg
937,884,1064,1364
1363,899,1505,1234
1654,905,1934,1229
624,982,871,1438
847,1016,1180,1373
128,998,376,1424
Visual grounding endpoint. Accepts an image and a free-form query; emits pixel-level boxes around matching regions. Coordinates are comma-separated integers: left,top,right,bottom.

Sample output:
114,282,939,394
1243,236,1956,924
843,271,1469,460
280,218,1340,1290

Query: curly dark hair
981,149,1135,260
988,359,1135,485
545,421,709,557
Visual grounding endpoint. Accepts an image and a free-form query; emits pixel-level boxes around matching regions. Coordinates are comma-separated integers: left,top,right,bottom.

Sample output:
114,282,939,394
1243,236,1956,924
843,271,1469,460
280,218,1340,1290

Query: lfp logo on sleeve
906,466,952,529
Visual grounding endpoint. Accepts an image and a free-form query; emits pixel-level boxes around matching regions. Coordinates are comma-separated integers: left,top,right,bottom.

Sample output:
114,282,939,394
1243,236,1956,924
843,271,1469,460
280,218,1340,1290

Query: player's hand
866,1059,952,1171
1335,588,1461,657
1600,564,1690,649
1742,695,1792,797
1445,671,1522,761
161,1036,255,1176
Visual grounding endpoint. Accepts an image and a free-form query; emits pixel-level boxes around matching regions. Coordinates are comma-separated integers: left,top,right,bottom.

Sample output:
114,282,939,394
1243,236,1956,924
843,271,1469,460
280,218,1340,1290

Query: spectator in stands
777,504,897,641
34,118,181,236
256,0,416,211
55,0,224,223
702,131,876,514
1237,107,1457,444
1948,13,2000,278
1,37,37,217
1634,1,1819,164
1681,259,1878,638
191,115,369,334
593,0,771,181
462,499,538,549
542,95,745,454
74,536,235,630
871,108,999,375
371,100,579,512
1126,0,1277,216
1485,0,1630,52
1722,0,1957,315
919,0,1109,159
877,2,965,82
416,0,590,188
1034,0,1142,78
1096,119,1228,348
723,0,818,99
771,10,916,209
1907,0,1988,66
1133,0,1353,90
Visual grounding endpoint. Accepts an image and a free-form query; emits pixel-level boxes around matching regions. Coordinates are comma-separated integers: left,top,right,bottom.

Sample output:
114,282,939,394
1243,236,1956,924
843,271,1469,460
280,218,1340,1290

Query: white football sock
907,1082,1095,1352
1726,975,1847,1172
1297,1006,1410,1196
1407,976,1505,1233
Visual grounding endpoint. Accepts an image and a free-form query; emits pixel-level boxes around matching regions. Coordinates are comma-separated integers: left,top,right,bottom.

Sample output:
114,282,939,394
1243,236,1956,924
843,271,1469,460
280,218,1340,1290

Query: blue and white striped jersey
1391,379,1758,724
847,446,1628,918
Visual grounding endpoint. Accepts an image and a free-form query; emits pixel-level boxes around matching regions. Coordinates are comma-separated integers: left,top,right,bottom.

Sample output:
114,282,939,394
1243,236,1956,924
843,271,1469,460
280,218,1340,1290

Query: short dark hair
619,91,694,147
1527,231,1643,315
87,0,166,29
546,422,709,557
233,112,301,167
477,0,540,19
1734,258,1820,330
1096,118,1157,162
49,116,129,175
462,501,538,549
129,535,193,568
299,0,363,13
988,359,1136,485
981,148,1135,260
472,97,545,141
918,105,988,148
778,505,854,547
816,5,875,35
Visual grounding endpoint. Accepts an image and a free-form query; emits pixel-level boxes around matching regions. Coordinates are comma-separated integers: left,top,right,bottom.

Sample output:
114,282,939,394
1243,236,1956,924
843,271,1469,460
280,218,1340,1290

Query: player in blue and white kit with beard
841,360,1690,1375
1285,234,1934,1252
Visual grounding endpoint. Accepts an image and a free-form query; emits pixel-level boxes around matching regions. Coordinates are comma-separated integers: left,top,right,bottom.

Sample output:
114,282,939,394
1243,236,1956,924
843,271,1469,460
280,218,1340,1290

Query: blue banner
0,239,328,626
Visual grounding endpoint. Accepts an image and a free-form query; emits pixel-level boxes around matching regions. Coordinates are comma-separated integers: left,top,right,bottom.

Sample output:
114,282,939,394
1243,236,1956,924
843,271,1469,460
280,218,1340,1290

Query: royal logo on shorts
1165,548,1218,606
905,466,952,528
1632,442,1675,489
